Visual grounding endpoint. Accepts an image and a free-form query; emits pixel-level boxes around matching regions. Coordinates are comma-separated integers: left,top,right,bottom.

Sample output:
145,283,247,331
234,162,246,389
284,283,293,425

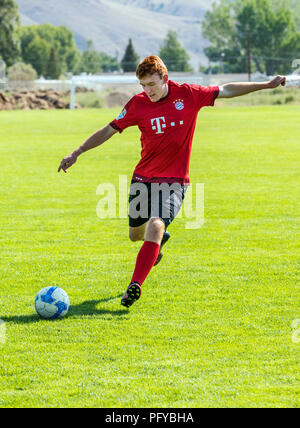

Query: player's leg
153,230,171,266
122,181,151,307
144,217,165,244
121,217,164,308
153,183,188,266
129,222,148,242
121,182,187,307
131,217,165,285
129,221,170,265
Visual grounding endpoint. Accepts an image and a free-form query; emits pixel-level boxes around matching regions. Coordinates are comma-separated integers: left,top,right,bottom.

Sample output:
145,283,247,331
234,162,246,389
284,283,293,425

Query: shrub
285,95,295,103
7,62,37,81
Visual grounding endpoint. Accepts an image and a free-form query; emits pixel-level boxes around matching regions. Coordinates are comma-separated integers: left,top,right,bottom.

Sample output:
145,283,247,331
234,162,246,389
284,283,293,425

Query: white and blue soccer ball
35,286,70,319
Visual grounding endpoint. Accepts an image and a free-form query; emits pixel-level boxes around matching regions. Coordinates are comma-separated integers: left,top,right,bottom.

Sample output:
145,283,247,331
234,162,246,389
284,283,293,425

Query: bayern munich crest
174,99,185,110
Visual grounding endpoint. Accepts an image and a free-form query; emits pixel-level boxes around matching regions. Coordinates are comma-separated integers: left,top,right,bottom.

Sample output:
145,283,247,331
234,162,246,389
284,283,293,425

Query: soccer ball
35,286,70,319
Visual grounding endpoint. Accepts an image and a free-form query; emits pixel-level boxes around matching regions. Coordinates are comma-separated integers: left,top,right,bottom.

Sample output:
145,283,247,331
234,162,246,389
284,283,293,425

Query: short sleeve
189,85,219,110
109,96,139,133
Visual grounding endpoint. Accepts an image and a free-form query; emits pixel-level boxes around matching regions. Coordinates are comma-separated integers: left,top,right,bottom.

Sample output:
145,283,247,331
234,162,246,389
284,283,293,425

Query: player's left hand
58,152,78,173
267,75,286,89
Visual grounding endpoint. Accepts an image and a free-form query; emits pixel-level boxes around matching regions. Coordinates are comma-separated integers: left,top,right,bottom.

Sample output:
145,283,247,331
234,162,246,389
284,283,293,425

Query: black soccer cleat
121,282,142,308
154,231,171,266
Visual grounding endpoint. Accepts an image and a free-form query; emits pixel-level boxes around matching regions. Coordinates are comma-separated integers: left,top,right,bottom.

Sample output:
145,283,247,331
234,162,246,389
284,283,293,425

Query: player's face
139,73,169,102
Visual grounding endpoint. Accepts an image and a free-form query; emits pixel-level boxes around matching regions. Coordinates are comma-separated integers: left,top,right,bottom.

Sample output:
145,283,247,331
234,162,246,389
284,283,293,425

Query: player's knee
148,217,165,235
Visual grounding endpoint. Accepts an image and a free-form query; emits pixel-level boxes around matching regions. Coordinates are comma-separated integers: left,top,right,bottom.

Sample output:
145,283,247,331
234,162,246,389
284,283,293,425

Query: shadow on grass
1,294,128,324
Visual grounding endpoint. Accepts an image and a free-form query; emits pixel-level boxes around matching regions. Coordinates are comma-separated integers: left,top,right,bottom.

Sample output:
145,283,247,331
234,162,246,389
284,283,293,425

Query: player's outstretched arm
58,124,118,173
218,75,286,99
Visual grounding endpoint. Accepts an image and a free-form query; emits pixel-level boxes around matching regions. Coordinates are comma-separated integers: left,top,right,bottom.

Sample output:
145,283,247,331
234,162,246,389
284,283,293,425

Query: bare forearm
219,75,286,99
58,124,117,173
75,126,114,156
221,81,269,98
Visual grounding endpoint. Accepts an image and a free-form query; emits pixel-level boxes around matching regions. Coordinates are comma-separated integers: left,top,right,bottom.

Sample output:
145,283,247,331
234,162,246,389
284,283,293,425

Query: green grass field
0,105,299,408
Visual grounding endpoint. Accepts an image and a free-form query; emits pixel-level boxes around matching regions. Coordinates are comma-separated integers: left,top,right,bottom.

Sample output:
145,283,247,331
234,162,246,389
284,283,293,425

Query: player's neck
158,82,169,101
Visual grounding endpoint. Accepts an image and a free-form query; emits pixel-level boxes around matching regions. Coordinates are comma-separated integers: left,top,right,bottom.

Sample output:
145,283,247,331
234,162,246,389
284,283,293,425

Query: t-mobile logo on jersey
151,117,166,134
151,117,184,134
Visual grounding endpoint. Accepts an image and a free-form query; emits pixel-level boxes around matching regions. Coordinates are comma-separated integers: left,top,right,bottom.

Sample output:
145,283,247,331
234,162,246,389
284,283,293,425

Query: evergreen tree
159,30,192,72
121,39,139,72
46,46,62,79
0,0,20,66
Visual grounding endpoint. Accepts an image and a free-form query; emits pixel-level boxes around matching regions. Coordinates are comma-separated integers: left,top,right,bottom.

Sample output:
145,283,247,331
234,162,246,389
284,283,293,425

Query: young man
58,55,286,308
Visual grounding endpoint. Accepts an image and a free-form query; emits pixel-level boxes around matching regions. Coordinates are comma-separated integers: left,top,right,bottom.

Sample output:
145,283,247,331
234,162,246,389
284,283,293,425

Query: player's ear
164,74,168,83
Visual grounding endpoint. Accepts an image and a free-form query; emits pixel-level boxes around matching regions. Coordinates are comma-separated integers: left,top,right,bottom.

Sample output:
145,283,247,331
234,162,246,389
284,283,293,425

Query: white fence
1,69,299,109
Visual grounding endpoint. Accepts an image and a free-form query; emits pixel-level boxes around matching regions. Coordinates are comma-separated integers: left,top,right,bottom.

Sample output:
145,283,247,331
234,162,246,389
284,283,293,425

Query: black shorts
128,181,188,229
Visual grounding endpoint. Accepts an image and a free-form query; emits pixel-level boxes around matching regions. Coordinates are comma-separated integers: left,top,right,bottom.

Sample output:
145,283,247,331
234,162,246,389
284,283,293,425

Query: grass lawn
0,105,299,408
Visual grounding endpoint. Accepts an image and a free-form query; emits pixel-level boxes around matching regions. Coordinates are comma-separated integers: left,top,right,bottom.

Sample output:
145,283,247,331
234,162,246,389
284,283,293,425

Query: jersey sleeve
109,96,139,133
189,84,219,110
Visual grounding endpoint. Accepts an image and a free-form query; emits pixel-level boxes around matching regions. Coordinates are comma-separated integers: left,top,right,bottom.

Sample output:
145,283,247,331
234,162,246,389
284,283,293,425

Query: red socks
131,241,160,286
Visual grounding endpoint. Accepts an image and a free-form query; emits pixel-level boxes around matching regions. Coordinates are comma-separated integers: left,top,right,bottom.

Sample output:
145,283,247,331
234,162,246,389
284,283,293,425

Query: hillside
15,0,213,69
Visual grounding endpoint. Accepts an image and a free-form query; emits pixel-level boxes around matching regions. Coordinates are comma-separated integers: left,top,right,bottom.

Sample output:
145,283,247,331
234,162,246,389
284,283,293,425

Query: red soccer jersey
110,80,219,184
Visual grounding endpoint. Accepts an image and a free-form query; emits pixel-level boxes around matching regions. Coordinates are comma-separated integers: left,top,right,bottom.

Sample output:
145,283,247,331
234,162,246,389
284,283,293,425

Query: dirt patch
105,91,132,108
0,90,74,110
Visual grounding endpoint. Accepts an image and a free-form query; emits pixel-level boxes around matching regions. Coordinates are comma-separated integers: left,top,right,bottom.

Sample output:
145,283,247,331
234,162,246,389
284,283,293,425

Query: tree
19,24,79,77
236,2,257,79
202,0,300,75
277,31,300,74
159,30,192,72
75,40,102,74
121,39,139,72
51,26,79,72
239,0,296,75
272,0,300,28
46,46,62,79
99,52,120,72
0,0,20,66
22,35,51,76
291,0,300,28
75,41,121,74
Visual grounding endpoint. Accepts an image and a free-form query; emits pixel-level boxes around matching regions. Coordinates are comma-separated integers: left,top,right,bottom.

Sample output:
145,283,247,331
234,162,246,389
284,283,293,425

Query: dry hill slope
16,0,213,69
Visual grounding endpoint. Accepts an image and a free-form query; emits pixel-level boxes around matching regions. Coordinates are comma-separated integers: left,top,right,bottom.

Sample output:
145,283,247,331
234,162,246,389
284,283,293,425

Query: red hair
136,55,168,80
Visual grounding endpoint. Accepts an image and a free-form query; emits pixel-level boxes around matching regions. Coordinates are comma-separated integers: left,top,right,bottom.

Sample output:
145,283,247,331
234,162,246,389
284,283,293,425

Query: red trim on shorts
132,173,190,185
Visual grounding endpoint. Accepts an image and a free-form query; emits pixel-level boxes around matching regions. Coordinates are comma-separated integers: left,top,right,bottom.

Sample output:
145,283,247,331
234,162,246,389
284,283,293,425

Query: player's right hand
58,152,78,173
267,75,286,89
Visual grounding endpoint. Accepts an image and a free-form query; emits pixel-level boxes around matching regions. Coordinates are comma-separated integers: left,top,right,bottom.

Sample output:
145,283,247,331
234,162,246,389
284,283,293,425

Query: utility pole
220,52,225,74
0,60,6,89
70,76,76,110
247,31,252,81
